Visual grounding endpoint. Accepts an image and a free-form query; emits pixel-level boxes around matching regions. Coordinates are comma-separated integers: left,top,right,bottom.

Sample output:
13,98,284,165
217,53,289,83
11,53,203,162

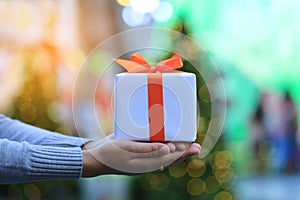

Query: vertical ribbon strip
147,73,165,141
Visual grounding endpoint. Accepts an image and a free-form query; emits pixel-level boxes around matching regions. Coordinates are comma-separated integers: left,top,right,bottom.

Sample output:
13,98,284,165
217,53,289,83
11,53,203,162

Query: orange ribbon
115,53,183,141
115,53,183,73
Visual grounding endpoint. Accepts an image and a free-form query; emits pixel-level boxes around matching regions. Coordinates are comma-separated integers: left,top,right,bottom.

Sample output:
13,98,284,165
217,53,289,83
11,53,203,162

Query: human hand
81,135,200,177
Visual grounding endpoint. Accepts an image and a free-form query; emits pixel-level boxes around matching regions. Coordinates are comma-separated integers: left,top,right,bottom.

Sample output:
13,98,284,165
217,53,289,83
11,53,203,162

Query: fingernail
159,145,170,154
176,143,188,151
168,143,176,152
191,146,200,154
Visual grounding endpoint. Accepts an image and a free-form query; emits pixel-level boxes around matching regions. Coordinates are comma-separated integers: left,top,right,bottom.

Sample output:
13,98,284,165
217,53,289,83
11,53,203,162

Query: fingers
173,142,189,151
114,140,170,154
166,142,176,152
133,145,170,158
130,150,185,172
188,143,201,155
169,143,201,166
177,143,201,157
159,143,201,166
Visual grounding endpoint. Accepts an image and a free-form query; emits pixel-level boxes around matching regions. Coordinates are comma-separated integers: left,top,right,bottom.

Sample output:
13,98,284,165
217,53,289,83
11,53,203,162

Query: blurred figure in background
250,95,268,174
262,93,284,173
262,91,299,173
280,91,299,173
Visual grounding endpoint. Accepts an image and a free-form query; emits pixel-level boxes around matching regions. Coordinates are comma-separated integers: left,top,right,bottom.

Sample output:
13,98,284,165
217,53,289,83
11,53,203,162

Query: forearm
0,139,83,184
0,114,91,147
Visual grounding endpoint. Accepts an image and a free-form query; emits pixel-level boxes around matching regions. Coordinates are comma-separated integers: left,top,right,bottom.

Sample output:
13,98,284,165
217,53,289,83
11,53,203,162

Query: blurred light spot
216,151,234,164
56,127,72,136
151,1,173,23
32,48,52,75
41,76,56,99
17,102,31,112
210,151,234,170
150,173,169,190
207,83,217,102
196,133,206,144
24,184,41,200
213,191,233,200
88,51,110,74
169,162,187,178
214,168,234,184
200,135,213,155
197,117,209,133
131,0,159,14
20,105,37,123
7,185,22,199
205,176,220,194
215,158,230,169
64,49,85,71
117,0,130,6
187,159,206,177
47,102,61,123
122,6,152,27
187,178,206,196
21,84,36,95
209,151,217,167
199,84,211,103
208,118,225,137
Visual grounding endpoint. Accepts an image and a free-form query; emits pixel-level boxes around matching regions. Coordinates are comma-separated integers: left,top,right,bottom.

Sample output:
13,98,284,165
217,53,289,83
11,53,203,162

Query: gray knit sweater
0,114,91,184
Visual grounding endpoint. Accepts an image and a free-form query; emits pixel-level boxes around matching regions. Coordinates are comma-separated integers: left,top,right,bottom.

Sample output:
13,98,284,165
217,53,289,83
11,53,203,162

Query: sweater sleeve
0,114,91,147
0,139,83,184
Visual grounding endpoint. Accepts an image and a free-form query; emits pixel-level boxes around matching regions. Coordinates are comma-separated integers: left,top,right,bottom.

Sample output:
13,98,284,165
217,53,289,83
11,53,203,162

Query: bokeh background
1,0,300,200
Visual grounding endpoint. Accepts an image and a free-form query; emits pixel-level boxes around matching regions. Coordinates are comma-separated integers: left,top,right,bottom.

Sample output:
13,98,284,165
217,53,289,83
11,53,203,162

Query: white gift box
114,72,197,142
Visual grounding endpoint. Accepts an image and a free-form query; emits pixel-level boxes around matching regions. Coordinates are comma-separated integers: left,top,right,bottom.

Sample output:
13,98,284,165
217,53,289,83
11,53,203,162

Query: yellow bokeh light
215,151,234,164
55,127,72,136
24,184,41,200
20,104,37,123
197,117,209,134
41,76,56,99
215,159,230,170
18,102,32,112
187,178,206,196
196,133,206,145
214,168,234,184
211,151,234,170
116,0,130,6
63,49,86,71
208,151,217,167
187,159,206,178
188,159,205,169
150,173,169,191
213,191,233,200
199,84,211,103
205,176,220,194
169,162,187,178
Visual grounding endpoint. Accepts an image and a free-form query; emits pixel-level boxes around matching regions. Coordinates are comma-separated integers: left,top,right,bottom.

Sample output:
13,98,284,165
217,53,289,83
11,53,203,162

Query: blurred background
1,0,300,199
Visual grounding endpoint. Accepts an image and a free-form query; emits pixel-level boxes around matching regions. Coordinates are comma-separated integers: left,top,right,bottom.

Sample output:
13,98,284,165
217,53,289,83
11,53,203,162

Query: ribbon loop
115,53,183,73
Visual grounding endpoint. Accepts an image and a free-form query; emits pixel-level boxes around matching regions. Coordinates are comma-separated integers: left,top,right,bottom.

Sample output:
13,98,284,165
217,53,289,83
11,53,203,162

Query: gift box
113,53,197,142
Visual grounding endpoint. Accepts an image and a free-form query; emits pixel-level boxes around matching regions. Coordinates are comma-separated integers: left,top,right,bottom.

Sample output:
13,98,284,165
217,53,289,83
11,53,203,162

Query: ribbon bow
115,53,183,73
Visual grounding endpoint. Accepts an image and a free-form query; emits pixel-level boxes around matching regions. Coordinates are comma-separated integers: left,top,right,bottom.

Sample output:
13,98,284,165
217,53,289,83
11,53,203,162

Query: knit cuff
27,145,83,181
44,134,93,148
